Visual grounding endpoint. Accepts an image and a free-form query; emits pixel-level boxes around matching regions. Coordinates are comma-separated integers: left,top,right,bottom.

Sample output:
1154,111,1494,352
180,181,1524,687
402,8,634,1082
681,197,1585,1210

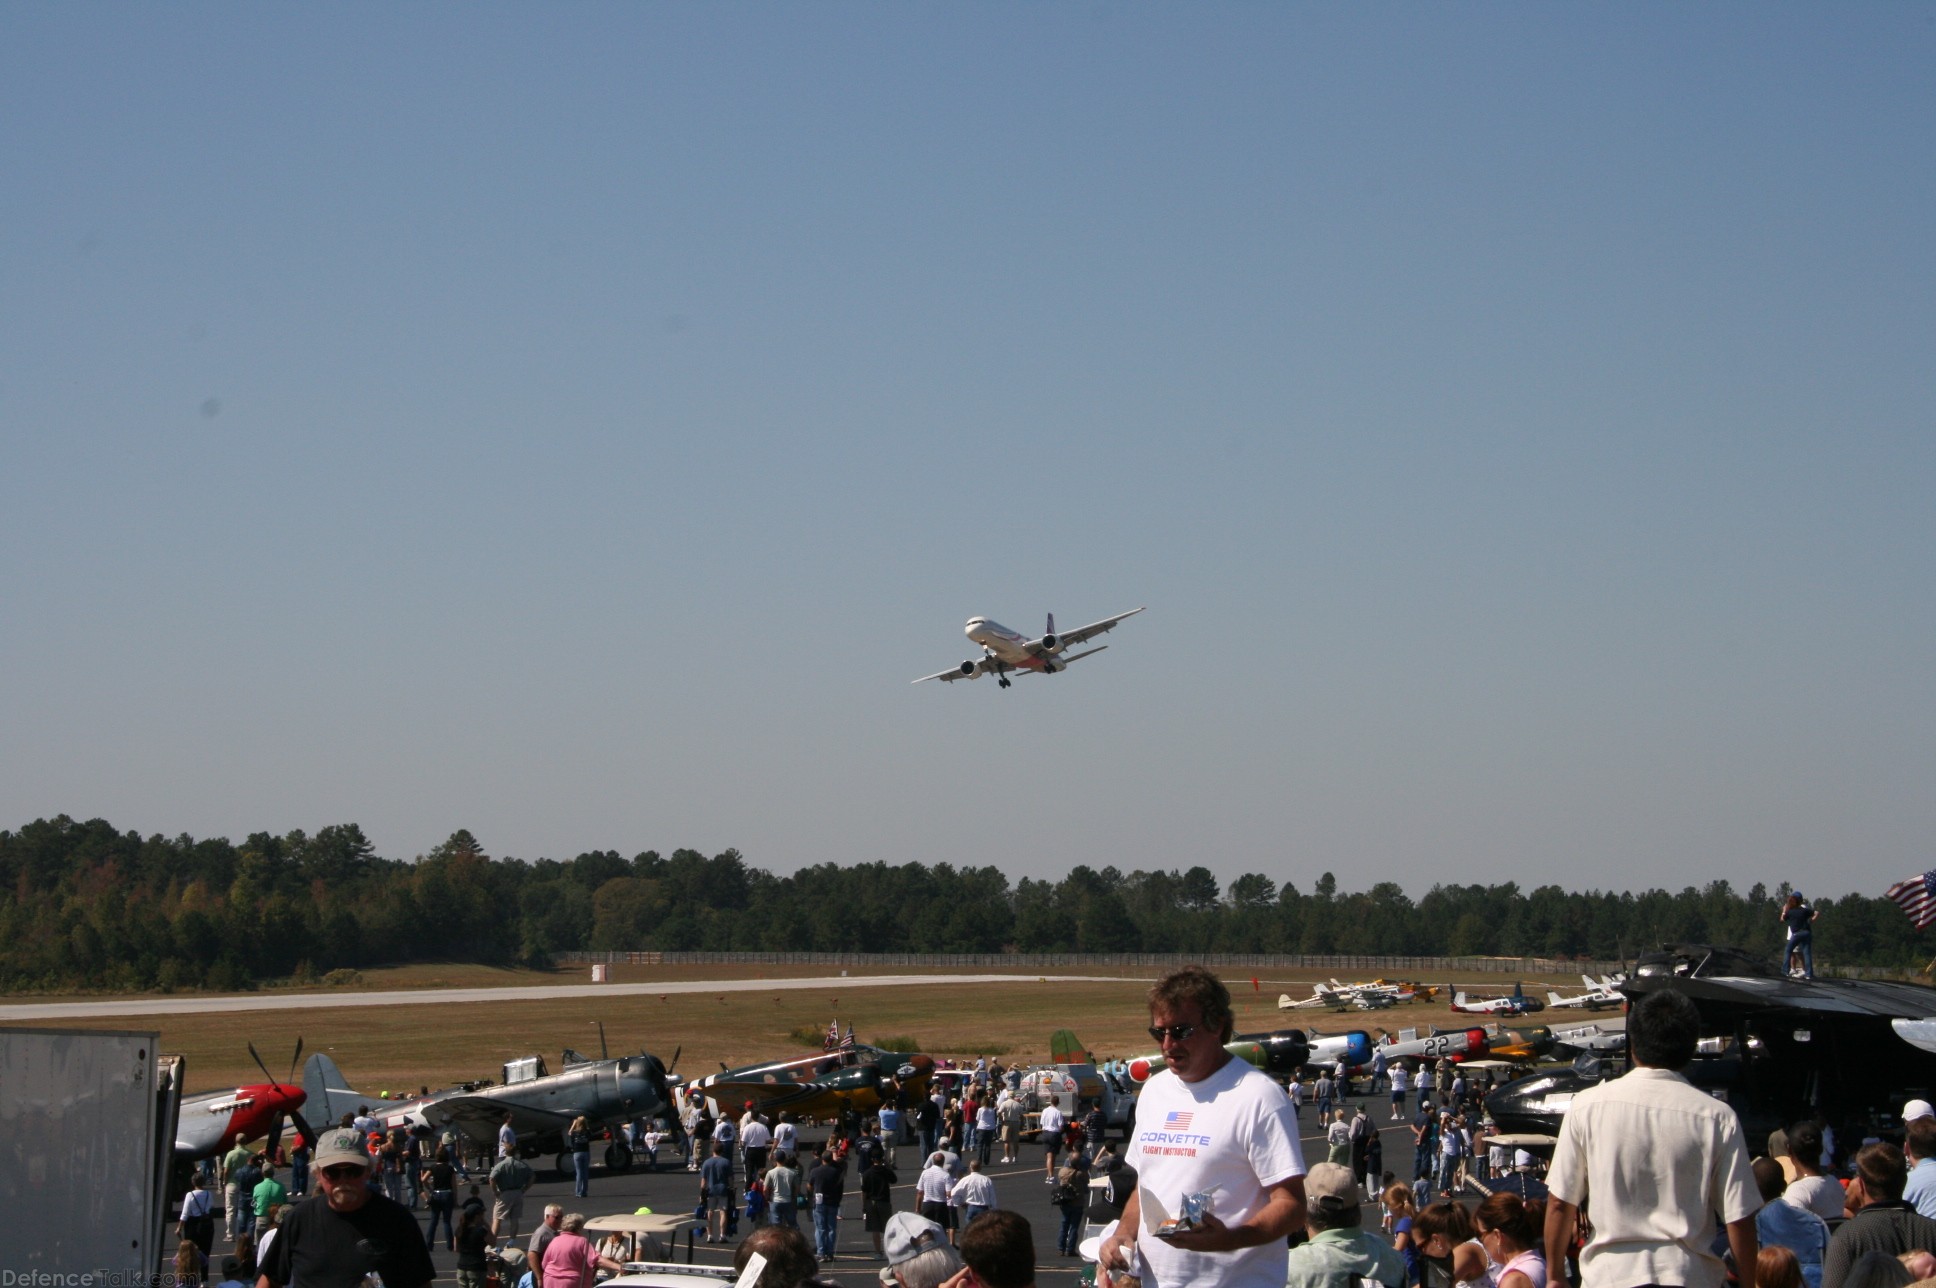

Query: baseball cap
1905,1100,1935,1124
314,1126,374,1172
1304,1162,1361,1219
882,1212,948,1266
1514,1149,1534,1169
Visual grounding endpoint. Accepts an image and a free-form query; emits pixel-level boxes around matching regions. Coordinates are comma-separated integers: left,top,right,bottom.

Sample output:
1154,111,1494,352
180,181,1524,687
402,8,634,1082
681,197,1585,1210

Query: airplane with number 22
913,607,1146,689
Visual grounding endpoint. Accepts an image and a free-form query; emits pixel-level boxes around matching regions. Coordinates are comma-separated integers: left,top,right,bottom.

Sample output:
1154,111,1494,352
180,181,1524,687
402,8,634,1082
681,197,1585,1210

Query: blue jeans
1057,1205,1084,1253
813,1200,838,1257
424,1190,455,1248
770,1199,796,1228
1789,936,1814,978
573,1150,590,1198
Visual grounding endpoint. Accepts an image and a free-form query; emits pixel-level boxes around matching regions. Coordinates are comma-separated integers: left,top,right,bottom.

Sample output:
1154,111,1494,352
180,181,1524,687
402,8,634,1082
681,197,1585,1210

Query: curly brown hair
1146,965,1235,1042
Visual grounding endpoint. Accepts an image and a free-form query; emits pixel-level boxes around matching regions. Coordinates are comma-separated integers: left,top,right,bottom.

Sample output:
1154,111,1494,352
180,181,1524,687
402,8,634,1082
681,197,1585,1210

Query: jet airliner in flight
913,607,1145,688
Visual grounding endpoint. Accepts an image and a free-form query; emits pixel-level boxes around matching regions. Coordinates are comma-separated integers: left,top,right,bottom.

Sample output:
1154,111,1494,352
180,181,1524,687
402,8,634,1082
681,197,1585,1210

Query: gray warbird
305,1045,673,1173
914,607,1145,689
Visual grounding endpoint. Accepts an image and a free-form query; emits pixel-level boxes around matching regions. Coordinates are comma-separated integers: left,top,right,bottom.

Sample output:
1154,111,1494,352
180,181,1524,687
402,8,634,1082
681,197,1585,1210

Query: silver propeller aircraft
305,1042,674,1173
913,607,1145,689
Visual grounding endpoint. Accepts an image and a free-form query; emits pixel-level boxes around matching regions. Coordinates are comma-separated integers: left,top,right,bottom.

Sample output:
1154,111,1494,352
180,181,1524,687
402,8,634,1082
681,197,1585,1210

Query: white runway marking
0,973,1137,1022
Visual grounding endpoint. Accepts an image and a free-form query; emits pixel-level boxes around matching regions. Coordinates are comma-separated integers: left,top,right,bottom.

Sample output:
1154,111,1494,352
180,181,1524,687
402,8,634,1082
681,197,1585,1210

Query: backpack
1052,1165,1082,1205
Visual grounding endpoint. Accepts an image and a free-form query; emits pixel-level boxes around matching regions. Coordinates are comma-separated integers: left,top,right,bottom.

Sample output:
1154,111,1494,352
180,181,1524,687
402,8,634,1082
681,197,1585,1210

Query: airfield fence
552,951,1629,976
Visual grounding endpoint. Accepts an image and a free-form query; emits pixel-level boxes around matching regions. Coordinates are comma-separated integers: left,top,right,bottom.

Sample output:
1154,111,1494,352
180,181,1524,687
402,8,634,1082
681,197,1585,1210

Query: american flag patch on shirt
1165,1111,1193,1130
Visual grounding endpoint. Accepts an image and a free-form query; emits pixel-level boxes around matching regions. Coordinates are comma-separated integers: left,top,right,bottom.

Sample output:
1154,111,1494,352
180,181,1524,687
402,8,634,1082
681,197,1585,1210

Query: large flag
1886,872,1936,930
825,1019,840,1050
840,1024,856,1050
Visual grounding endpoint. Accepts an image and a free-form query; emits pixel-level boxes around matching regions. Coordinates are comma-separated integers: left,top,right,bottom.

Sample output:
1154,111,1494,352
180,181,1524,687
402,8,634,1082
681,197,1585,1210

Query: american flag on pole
840,1024,856,1050
1886,872,1936,930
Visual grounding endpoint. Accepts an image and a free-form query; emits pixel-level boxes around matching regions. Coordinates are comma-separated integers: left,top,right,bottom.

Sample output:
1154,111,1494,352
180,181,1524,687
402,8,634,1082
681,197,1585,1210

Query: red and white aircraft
913,608,1145,689
175,1041,316,1162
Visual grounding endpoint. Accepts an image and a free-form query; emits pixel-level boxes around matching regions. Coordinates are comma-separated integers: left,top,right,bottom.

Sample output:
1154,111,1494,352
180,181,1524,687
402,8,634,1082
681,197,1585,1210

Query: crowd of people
169,953,1936,1288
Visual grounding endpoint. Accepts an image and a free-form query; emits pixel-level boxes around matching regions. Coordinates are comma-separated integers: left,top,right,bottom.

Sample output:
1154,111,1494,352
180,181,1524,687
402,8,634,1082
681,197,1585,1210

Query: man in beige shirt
1544,987,1761,1288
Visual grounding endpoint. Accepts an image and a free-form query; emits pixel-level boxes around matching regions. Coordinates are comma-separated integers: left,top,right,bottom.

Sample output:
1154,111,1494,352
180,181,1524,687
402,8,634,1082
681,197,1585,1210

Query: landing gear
604,1140,634,1173
998,676,1011,688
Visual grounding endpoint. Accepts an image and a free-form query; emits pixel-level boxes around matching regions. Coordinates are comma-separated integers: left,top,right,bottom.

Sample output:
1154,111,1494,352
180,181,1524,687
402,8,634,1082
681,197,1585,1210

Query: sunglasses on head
1147,1024,1198,1044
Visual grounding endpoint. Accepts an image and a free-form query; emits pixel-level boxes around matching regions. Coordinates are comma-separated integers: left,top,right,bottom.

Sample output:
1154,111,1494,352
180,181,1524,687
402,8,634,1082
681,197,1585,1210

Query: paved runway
0,974,1132,1023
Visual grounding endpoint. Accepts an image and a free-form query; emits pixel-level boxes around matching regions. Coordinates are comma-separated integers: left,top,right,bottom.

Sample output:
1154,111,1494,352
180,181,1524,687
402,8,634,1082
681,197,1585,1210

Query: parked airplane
1483,1024,1555,1062
1546,976,1623,1011
1124,1028,1314,1085
1300,1029,1377,1072
1550,1022,1627,1056
1450,983,1543,1016
913,608,1145,688
1375,1026,1491,1065
176,1040,316,1162
307,1046,672,1173
1279,986,1353,1012
694,1042,935,1119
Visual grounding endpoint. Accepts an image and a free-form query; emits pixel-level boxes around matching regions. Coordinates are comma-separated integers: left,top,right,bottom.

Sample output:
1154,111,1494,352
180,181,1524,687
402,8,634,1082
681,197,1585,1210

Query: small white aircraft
1546,975,1624,1011
913,607,1145,689
1279,986,1352,1012
1450,985,1538,1017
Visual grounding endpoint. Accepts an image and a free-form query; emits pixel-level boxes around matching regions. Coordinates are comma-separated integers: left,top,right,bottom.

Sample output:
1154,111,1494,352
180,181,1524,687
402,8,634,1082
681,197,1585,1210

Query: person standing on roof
1782,894,1819,979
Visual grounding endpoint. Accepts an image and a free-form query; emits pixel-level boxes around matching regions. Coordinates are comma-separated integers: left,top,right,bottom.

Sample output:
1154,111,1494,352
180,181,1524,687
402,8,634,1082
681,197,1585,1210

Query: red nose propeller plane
175,1039,318,1162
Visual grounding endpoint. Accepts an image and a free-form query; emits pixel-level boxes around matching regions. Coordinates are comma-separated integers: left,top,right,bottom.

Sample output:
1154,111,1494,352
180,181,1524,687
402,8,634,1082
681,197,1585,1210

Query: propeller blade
266,1113,287,1159
248,1041,280,1089
288,1036,304,1084
289,1107,318,1151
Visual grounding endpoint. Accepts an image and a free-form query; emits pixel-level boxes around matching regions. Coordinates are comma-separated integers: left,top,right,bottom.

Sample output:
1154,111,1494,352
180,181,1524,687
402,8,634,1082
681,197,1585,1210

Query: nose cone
620,1058,660,1112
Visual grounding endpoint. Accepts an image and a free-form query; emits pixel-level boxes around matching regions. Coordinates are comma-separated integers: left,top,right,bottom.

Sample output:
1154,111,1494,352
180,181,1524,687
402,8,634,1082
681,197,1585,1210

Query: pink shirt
540,1232,601,1288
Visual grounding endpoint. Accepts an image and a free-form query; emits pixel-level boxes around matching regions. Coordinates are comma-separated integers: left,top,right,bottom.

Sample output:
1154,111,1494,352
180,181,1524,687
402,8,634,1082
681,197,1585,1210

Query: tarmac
0,975,1132,1023
382,1098,1436,1288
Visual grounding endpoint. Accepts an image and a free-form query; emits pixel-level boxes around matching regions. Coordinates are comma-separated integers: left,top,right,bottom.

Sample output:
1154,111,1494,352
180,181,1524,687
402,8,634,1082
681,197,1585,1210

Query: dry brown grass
36,966,1587,1096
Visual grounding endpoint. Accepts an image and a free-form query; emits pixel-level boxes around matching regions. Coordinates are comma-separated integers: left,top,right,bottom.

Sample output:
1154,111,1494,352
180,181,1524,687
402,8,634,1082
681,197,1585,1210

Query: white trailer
0,1028,181,1273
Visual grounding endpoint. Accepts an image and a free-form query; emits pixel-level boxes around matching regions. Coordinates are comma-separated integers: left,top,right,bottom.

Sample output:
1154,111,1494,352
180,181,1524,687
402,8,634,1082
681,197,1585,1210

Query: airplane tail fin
1549,991,1564,1005
303,1053,365,1128
1452,992,1467,1007
1046,613,1055,639
1049,1029,1092,1066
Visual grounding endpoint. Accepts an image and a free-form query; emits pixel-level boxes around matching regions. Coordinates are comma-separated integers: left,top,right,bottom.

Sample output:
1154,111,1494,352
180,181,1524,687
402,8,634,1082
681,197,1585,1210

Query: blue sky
3,4,1931,899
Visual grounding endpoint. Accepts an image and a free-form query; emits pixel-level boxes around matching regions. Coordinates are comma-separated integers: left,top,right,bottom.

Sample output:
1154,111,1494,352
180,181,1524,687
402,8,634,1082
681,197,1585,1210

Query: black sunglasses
321,1164,368,1181
1147,1024,1198,1044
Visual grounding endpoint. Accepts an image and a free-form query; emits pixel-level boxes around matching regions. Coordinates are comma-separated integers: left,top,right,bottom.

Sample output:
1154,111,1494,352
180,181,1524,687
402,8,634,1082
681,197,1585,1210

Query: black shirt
258,1192,435,1288
861,1164,896,1204
809,1162,845,1206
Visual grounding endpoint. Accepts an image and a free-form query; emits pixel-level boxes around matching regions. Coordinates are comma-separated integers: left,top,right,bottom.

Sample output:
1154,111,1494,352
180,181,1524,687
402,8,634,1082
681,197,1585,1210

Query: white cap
1904,1099,1935,1123
1514,1149,1535,1168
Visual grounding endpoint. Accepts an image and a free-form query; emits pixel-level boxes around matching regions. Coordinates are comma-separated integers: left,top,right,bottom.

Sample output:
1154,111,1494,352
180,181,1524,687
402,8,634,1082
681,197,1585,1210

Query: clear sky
4,4,1931,900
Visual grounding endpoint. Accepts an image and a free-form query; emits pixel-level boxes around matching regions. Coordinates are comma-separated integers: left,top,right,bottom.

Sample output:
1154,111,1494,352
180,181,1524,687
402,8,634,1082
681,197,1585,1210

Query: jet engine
957,659,984,679
1040,633,1060,653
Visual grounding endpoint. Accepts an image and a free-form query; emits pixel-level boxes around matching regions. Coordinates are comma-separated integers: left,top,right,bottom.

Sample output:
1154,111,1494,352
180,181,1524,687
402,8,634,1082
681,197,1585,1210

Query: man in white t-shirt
1040,1101,1067,1180
1544,986,1761,1288
1098,965,1308,1288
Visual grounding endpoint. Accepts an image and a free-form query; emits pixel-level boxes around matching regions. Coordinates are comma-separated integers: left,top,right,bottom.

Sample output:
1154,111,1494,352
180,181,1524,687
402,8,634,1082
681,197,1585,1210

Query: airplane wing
1013,645,1106,676
912,664,976,684
1031,607,1145,654
424,1095,580,1140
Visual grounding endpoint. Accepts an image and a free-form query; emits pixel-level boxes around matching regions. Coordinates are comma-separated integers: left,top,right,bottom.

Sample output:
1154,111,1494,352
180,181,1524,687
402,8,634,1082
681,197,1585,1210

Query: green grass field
31,965,1594,1095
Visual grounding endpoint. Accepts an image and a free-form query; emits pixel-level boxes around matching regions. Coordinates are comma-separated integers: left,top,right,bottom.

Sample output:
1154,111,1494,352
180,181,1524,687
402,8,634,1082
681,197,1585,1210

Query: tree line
0,814,1927,993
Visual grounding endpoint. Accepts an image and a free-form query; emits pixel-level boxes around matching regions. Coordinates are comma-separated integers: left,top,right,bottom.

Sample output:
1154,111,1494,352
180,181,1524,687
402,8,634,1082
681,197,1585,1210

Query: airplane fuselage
966,618,1058,673
176,1083,306,1160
